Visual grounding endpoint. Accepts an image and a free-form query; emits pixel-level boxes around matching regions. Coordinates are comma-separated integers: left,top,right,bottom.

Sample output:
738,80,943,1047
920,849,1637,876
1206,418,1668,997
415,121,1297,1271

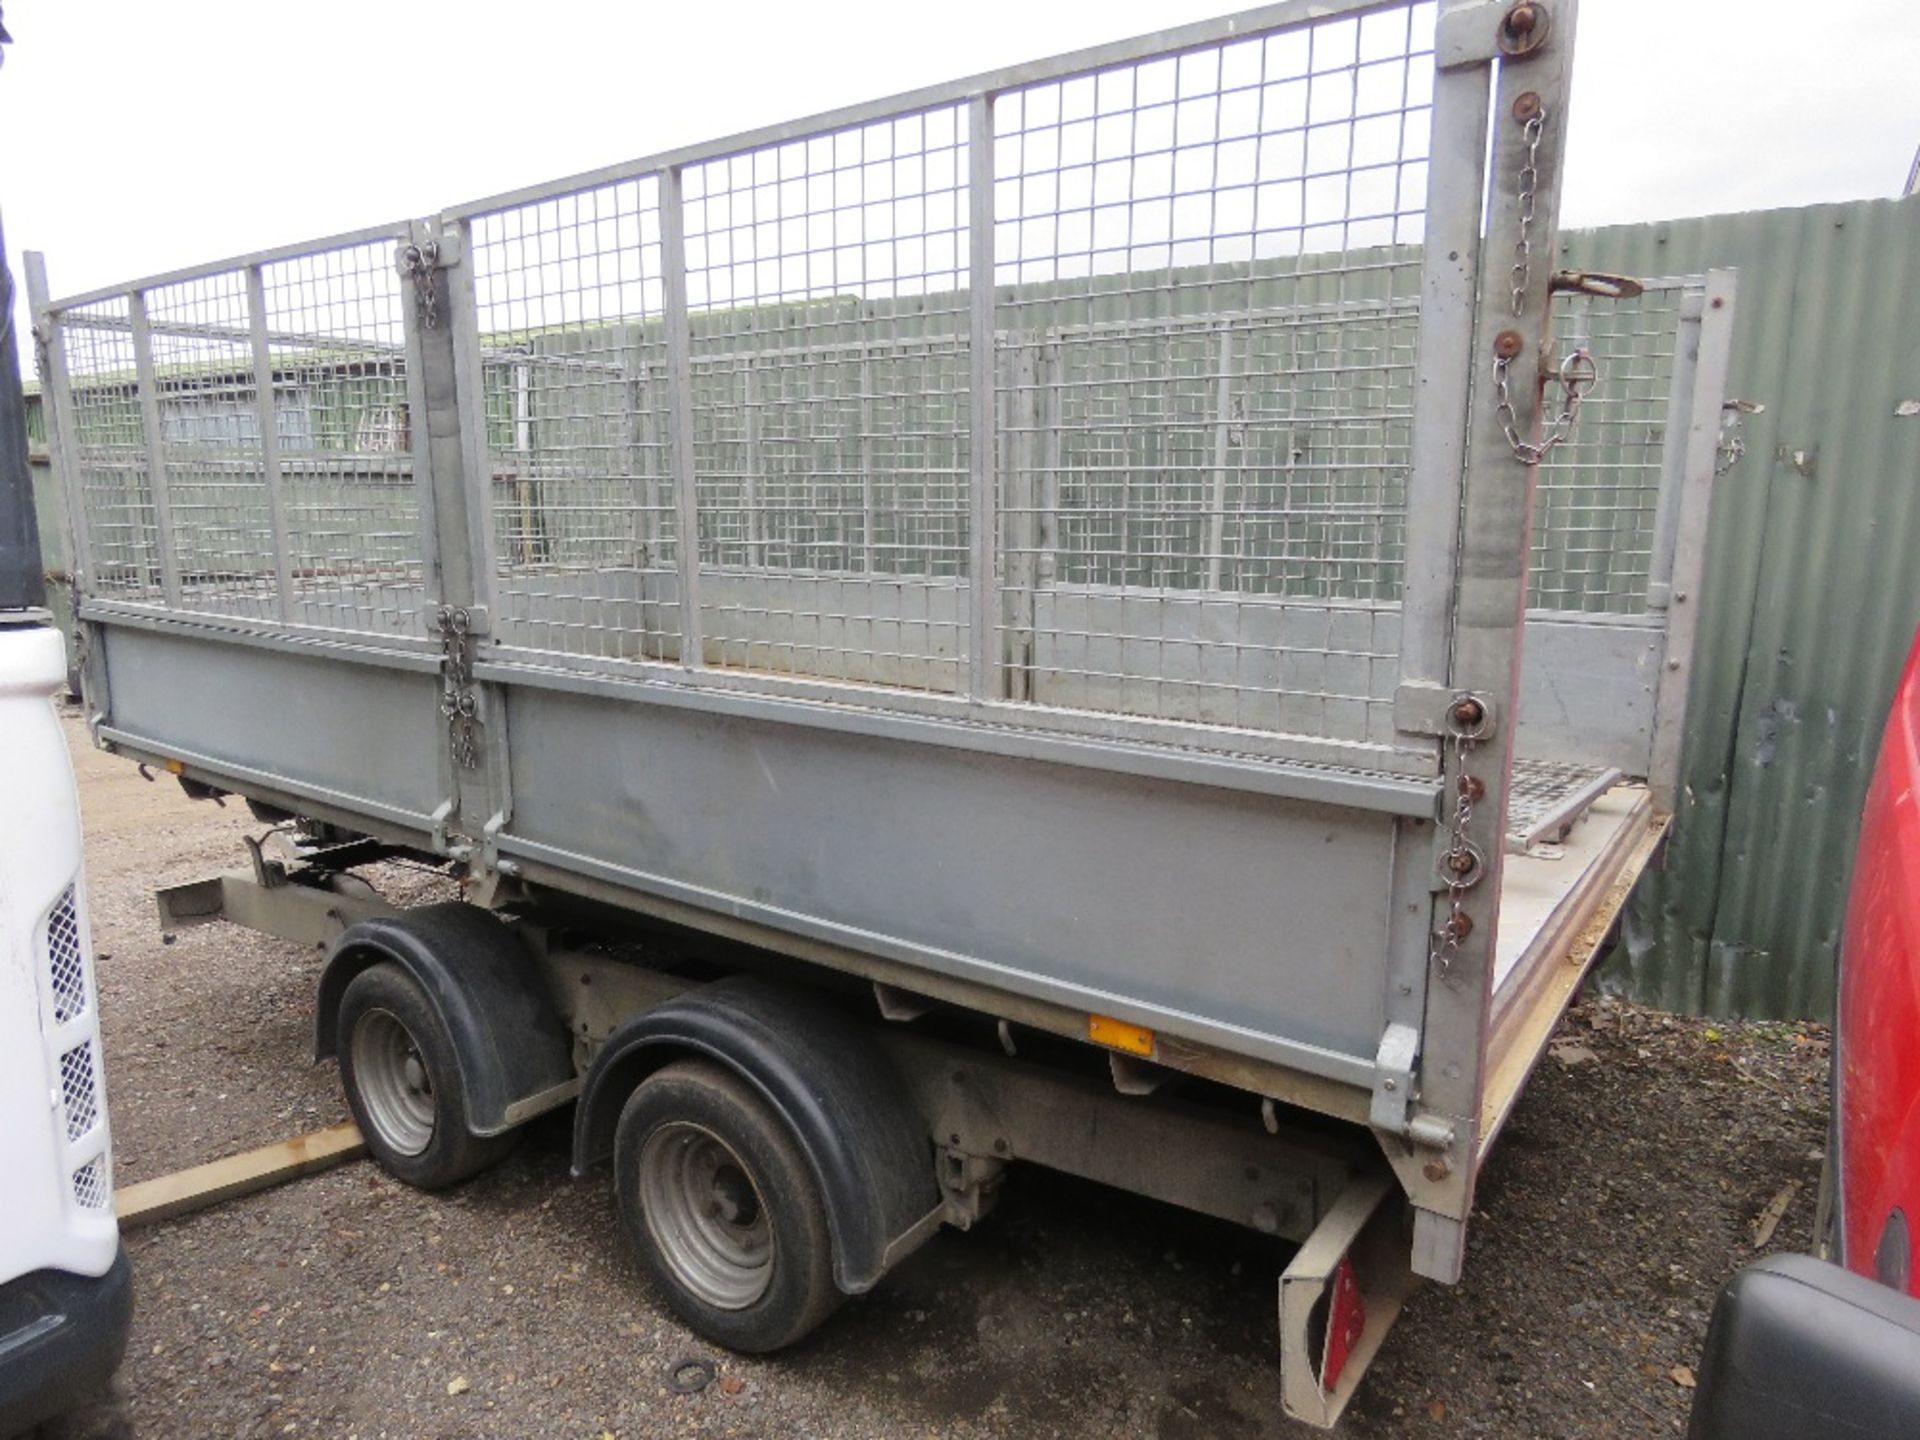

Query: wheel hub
350,1008,437,1157
639,1123,774,1310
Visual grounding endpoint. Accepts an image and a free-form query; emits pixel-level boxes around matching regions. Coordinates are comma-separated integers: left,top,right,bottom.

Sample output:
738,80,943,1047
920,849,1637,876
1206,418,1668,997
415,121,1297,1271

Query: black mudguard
573,975,939,1296
315,903,573,1137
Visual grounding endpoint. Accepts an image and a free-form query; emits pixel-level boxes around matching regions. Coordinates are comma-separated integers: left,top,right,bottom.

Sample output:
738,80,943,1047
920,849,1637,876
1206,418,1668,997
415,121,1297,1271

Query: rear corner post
1387,0,1584,1282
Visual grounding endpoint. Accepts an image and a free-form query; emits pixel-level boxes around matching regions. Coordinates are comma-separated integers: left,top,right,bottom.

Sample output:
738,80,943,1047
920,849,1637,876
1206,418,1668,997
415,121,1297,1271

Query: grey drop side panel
97,627,445,821
1515,617,1666,774
498,680,1396,1073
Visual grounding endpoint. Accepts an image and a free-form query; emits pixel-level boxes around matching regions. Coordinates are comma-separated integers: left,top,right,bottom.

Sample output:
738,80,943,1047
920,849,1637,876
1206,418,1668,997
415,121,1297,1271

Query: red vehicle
1835,626,1920,1295
1687,631,1920,1440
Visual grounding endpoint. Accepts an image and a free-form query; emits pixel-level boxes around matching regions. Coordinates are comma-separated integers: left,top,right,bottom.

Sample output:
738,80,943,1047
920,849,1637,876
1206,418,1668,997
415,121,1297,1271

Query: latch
1370,1023,1459,1152
1550,269,1644,300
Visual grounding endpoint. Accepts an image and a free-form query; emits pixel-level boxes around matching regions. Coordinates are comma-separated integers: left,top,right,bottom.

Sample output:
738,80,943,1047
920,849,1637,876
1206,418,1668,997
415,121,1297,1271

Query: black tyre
614,1059,841,1352
336,962,518,1189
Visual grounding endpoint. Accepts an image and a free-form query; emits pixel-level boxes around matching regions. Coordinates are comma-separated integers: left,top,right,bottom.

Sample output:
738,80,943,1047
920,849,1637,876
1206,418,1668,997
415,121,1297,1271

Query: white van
0,618,129,1432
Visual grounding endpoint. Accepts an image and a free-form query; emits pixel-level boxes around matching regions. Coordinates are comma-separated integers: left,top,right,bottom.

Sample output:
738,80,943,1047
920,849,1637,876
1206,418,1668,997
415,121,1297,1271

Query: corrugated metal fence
1569,197,1920,1020
25,195,1918,1017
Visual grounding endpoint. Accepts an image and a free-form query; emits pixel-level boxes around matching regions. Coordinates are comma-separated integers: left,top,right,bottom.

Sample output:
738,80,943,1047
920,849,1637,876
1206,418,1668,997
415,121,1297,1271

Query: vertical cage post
966,93,998,704
23,255,95,597
1644,293,1706,611
243,264,295,619
1647,268,1736,810
125,290,183,608
1411,0,1582,1285
660,165,704,670
445,217,499,619
1205,326,1236,594
1392,27,1497,737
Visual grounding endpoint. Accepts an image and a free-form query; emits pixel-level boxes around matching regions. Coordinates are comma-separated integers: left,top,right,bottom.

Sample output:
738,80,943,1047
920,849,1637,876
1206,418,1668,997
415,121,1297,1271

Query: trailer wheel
614,1059,841,1352
337,962,518,1189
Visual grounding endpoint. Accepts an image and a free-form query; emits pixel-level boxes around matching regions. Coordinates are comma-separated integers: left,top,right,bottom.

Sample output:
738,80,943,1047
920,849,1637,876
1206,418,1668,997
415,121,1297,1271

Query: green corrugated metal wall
1568,197,1920,1020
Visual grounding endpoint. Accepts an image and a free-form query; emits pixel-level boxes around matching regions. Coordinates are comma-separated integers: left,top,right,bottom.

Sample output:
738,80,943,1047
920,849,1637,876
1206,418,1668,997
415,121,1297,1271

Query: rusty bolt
1511,91,1542,123
1446,850,1477,876
1444,912,1475,942
1493,329,1525,361
1449,695,1486,728
1463,775,1487,803
1423,1158,1453,1183
1505,3,1539,35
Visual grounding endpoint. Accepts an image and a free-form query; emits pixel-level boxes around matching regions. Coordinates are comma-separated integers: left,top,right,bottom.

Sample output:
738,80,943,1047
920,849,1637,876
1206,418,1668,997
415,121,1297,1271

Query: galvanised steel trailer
28,0,1739,1421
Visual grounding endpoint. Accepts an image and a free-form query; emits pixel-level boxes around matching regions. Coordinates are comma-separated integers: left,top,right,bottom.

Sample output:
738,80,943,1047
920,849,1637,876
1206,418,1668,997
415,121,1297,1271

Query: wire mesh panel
60,298,160,601
993,3,1435,741
143,270,278,618
259,239,424,635
1530,278,1699,614
682,109,972,691
470,178,678,661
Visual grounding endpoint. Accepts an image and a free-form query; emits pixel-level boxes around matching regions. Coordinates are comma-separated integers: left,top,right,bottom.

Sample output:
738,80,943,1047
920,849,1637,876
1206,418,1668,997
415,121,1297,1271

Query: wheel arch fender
316,902,572,1138
574,975,939,1296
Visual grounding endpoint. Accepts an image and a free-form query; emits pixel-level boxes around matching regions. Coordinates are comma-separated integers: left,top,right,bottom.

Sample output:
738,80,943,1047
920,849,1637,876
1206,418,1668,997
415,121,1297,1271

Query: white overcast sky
2,0,1915,340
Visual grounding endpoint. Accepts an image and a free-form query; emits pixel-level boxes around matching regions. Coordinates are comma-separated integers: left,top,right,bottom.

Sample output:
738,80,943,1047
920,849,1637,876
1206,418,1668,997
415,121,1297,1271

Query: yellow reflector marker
1088,1014,1153,1056
163,759,185,775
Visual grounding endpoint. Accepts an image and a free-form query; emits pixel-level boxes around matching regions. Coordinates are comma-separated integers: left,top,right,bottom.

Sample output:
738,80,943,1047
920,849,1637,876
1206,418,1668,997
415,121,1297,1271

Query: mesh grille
71,1156,110,1210
45,885,87,1024
58,1041,100,1141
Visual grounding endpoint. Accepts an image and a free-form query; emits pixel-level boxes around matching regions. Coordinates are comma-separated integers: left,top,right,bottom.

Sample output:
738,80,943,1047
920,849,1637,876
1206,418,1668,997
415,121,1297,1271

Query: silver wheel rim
350,1008,436,1156
638,1122,773,1310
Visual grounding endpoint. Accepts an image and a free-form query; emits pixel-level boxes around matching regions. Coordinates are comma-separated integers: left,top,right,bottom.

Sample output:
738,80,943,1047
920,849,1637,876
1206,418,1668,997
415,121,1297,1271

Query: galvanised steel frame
29,0,1733,1295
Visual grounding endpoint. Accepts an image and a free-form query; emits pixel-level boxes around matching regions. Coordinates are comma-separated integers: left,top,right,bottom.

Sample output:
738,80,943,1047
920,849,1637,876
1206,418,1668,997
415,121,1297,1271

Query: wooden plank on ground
115,1122,366,1230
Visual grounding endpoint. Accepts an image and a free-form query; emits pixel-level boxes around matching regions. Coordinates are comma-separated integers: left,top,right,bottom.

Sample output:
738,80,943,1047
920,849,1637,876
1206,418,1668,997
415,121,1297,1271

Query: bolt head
1423,1159,1452,1183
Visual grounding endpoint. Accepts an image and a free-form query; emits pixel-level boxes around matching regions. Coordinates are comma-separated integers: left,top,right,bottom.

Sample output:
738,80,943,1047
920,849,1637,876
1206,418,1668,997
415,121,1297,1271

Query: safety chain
1430,697,1489,978
30,318,51,387
434,605,480,770
1496,345,1597,465
401,239,441,331
1508,107,1546,317
1496,100,1601,464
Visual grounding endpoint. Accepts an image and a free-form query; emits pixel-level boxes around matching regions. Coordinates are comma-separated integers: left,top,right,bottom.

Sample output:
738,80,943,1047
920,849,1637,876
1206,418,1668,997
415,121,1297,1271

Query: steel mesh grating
1505,757,1621,849
1531,280,1700,614
145,269,278,618
990,4,1434,740
260,239,423,635
61,297,161,600
44,884,86,1025
473,177,681,662
58,1040,100,1142
683,106,973,691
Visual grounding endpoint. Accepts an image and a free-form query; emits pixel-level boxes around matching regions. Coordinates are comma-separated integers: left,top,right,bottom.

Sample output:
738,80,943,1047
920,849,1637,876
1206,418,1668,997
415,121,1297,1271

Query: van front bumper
0,1246,132,1436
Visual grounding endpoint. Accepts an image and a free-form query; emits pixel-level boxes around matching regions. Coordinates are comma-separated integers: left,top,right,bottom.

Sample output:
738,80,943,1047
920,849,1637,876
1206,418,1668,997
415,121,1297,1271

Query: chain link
401,239,441,331
435,605,480,770
1496,345,1597,465
1509,108,1546,317
1430,719,1486,978
1496,102,1604,465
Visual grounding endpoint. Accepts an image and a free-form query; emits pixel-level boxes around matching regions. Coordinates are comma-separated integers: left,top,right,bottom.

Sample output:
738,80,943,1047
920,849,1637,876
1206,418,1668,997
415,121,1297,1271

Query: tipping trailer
28,0,1740,1421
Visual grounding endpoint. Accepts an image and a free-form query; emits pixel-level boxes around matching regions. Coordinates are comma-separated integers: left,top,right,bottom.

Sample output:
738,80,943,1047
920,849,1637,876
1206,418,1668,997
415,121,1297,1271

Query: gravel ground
66,714,1830,1439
